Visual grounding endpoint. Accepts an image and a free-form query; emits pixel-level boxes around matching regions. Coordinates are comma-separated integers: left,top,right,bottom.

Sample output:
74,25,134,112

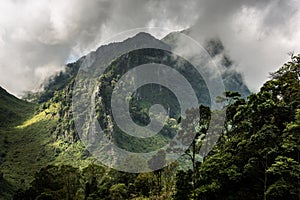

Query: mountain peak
131,32,156,39
95,31,170,55
124,32,166,46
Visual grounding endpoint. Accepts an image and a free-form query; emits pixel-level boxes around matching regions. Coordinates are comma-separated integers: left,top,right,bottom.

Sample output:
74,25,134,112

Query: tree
14,165,83,200
109,183,128,200
60,165,81,200
174,170,193,200
82,164,106,199
133,172,155,197
195,55,300,199
148,150,166,194
177,106,211,198
266,109,300,200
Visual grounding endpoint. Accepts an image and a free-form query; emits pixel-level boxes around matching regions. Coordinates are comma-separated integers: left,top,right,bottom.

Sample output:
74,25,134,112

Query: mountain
0,86,93,197
45,32,251,152
25,32,251,147
0,87,34,197
0,87,34,127
29,32,250,104
0,32,253,198
0,31,298,200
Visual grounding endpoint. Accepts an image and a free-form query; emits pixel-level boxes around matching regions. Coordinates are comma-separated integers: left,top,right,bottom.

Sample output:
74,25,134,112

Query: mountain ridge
0,86,34,127
0,31,253,198
28,32,250,104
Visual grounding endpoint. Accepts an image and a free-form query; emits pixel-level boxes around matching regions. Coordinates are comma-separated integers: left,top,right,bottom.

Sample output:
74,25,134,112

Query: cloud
0,0,113,96
188,0,300,91
0,0,197,96
0,0,299,95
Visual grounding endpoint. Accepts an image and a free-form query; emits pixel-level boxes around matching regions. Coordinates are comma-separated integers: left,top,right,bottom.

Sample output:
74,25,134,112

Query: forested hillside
0,32,299,199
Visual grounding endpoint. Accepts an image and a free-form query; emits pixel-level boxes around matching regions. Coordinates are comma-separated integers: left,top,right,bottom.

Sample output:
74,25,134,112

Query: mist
0,0,299,96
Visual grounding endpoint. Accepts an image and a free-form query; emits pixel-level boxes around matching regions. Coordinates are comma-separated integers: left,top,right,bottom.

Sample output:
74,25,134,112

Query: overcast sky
0,0,300,96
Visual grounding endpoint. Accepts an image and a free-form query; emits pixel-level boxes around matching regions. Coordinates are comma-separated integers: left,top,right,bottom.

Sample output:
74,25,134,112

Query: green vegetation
193,55,300,200
0,37,299,199
95,48,211,152
0,87,94,198
0,87,34,127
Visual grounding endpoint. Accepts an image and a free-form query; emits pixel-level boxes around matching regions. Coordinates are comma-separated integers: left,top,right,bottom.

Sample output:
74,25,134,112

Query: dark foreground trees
195,54,300,200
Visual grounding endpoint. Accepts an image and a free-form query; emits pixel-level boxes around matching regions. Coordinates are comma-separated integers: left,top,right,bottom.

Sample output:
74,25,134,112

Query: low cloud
0,0,299,95
187,0,300,91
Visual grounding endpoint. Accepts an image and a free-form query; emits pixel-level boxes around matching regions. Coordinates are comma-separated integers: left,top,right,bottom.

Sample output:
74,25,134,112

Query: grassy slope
0,87,33,127
0,88,94,199
0,88,56,190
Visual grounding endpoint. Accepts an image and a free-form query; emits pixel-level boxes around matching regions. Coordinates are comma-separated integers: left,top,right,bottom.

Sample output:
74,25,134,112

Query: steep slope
0,87,54,189
0,87,35,197
95,47,210,152
0,32,253,198
0,87,34,127
25,32,251,174
40,32,251,143
34,31,251,106
0,87,92,198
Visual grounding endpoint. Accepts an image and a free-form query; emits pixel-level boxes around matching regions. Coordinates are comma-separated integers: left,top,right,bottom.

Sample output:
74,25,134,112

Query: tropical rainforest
0,33,299,200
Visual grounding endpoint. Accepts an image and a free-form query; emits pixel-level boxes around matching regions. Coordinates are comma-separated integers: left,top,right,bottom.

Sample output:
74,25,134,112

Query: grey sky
0,0,299,96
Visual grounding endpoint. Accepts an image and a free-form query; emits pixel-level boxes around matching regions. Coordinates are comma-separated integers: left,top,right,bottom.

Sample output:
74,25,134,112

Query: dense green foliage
193,55,300,200
0,87,34,127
